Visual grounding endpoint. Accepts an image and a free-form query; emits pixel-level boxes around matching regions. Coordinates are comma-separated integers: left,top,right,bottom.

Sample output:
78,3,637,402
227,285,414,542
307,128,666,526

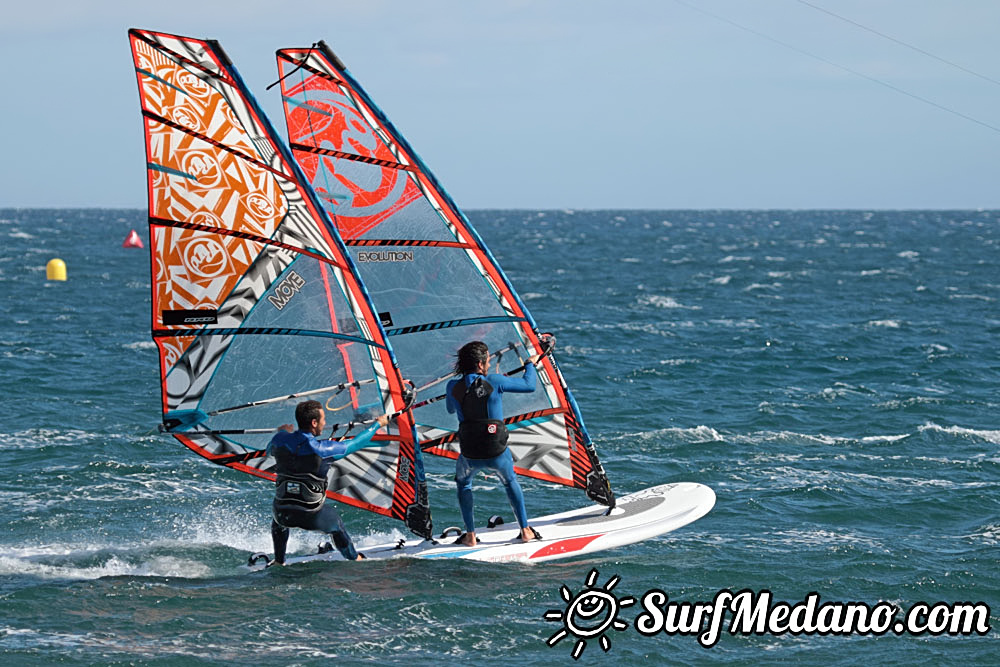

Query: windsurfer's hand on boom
277,423,294,432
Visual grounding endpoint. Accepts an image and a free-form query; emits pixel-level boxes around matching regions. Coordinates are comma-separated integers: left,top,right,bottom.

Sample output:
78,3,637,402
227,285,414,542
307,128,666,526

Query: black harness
272,446,327,514
452,376,509,460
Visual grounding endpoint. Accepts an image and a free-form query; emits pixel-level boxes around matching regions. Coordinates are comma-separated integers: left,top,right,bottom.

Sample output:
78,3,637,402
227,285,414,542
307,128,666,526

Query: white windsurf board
248,482,715,568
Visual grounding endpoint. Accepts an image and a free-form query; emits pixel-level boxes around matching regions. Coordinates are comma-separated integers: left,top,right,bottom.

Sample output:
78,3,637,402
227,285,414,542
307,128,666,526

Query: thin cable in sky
672,0,1000,136
797,0,1000,89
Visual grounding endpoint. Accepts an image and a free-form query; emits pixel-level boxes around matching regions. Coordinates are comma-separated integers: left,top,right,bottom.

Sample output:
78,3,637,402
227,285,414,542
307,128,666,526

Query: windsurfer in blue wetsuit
446,341,543,546
267,400,389,564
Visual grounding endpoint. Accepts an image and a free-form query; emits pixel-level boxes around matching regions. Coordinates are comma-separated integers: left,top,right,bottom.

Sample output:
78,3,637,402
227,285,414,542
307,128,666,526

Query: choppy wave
619,424,995,449
634,425,725,443
918,423,1000,444
0,541,214,580
0,428,94,450
961,524,1000,546
638,294,701,310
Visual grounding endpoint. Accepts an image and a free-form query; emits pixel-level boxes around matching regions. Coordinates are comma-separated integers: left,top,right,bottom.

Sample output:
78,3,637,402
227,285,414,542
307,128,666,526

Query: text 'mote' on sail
128,29,431,538
275,42,614,507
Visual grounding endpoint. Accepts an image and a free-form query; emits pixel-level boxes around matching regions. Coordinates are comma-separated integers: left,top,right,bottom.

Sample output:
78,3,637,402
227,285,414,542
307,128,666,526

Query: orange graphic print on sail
135,40,287,365
283,76,421,239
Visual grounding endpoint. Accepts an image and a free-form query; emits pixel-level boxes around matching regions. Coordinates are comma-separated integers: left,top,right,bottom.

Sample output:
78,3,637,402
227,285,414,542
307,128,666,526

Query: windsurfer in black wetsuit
267,400,389,564
446,341,543,546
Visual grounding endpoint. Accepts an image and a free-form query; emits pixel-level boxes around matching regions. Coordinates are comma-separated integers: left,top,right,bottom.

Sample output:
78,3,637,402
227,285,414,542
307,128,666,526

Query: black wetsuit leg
273,504,359,561
271,519,290,564
311,505,358,560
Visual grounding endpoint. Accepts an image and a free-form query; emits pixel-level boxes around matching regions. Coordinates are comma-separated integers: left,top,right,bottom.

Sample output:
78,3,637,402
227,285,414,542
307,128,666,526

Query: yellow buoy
46,258,67,281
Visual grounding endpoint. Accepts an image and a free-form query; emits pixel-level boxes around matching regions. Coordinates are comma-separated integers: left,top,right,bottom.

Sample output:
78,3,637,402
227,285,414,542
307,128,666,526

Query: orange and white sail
128,29,431,537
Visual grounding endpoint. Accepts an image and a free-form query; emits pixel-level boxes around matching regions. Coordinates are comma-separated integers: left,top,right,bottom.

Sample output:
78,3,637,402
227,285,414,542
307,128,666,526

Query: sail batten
289,142,416,171
346,239,474,249
147,215,346,268
384,316,528,337
151,326,389,347
140,108,294,181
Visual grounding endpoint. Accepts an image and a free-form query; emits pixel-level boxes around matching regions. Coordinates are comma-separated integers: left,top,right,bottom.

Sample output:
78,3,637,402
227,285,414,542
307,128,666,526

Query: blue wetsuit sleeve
266,430,295,456
492,363,537,393
312,422,382,460
445,379,458,414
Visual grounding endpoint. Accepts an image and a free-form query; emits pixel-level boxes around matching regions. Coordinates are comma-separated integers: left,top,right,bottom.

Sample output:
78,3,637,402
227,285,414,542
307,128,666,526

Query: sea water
0,209,996,664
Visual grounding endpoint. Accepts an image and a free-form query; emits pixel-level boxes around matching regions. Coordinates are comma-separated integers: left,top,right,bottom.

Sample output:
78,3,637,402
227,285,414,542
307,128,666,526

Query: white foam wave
659,358,700,366
907,478,994,489
812,382,875,401
633,426,914,449
0,428,93,450
183,504,274,553
59,474,238,505
638,425,724,443
724,425,1000,450
2,346,56,359
355,528,409,550
734,430,908,447
918,423,1000,444
867,319,901,328
962,524,1000,546
560,344,616,355
124,340,157,350
745,431,842,446
948,293,995,302
638,294,701,310
743,283,781,292
708,318,759,329
875,396,943,410
761,466,966,494
770,529,886,551
859,434,909,444
710,275,732,285
0,552,211,580
0,626,91,651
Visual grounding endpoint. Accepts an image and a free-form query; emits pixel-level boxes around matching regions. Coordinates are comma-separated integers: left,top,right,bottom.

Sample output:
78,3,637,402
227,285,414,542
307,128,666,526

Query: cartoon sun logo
544,568,635,660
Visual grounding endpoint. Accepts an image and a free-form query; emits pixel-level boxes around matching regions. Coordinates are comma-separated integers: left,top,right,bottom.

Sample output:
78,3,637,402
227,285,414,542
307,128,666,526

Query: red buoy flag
122,229,144,248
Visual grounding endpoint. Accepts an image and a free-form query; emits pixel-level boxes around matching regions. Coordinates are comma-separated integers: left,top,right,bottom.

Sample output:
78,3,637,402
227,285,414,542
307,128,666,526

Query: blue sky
2,1,998,209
